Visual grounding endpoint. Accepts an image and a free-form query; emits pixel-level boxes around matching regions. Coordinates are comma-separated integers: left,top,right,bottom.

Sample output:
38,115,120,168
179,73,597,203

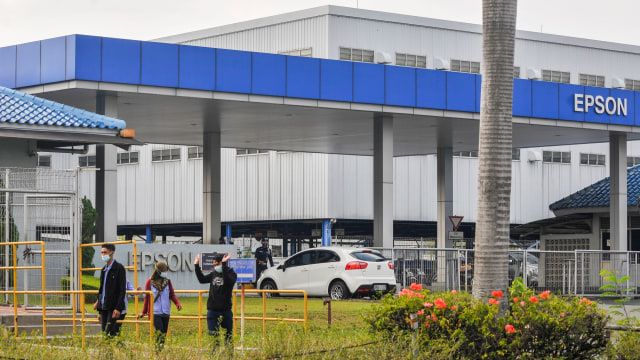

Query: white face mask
214,265,223,273
160,272,168,278
101,254,111,262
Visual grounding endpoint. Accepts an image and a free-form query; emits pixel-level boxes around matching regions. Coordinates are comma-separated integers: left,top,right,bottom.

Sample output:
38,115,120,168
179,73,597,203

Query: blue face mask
160,272,168,278
214,265,223,273
101,254,110,262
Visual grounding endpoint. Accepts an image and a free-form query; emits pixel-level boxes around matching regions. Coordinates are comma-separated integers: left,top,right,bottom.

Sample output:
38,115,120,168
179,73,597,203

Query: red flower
491,290,504,298
529,296,538,303
505,324,516,334
451,305,458,310
425,321,430,328
540,290,551,299
560,312,565,317
520,301,525,306
431,313,437,321
417,310,424,315
513,297,518,303
489,298,500,305
410,283,423,291
451,290,457,294
580,298,592,305
424,302,433,308
434,298,447,309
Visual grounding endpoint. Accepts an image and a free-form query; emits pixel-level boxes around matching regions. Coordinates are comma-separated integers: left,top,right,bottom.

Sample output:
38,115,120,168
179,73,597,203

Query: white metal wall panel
269,151,280,219
279,152,293,219
181,16,329,58
393,157,409,219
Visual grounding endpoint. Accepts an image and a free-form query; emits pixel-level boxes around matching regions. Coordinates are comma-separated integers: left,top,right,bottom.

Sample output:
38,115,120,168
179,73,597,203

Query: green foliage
367,281,610,359
81,196,97,276
600,269,640,359
61,274,100,303
599,269,639,324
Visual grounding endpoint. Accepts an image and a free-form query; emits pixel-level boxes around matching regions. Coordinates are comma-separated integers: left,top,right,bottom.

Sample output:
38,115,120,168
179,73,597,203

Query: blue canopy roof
549,164,640,210
0,85,126,130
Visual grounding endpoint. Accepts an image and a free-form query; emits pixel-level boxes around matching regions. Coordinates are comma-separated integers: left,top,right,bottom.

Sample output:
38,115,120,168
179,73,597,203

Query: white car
256,247,396,300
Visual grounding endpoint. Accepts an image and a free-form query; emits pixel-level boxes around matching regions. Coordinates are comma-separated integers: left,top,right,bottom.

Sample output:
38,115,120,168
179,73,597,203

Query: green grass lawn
60,295,386,359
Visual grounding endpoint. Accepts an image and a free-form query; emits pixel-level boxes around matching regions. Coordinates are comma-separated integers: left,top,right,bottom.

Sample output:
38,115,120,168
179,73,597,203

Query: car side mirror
277,264,285,271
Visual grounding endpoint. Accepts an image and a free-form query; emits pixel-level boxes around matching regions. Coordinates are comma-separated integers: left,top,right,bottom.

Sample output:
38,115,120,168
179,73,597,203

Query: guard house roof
0,85,138,145
550,164,640,213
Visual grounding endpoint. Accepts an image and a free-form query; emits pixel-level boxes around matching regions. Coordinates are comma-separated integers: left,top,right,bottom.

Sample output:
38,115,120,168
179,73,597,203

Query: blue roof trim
549,164,640,210
0,35,639,127
0,85,126,130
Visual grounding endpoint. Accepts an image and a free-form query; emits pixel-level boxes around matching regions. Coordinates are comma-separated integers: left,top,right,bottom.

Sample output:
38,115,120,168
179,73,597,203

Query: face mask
102,254,110,262
160,272,168,278
214,265,223,273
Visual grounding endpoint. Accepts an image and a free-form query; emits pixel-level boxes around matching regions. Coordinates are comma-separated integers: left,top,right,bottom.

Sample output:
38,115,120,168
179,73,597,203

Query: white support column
610,133,627,251
95,93,118,243
203,131,221,245
373,114,393,248
437,146,454,250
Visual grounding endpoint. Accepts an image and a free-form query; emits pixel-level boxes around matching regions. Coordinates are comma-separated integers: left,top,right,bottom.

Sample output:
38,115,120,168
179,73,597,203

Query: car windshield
351,251,387,262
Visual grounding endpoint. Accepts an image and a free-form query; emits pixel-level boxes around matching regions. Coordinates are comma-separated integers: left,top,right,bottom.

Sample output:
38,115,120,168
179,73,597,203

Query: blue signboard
229,258,256,283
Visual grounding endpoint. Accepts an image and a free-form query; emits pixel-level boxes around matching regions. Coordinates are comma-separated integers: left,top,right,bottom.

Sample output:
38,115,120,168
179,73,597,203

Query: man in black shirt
255,238,274,281
195,252,237,344
93,243,126,337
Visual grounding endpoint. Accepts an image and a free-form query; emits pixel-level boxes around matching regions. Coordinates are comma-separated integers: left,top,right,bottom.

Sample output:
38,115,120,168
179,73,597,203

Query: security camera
330,218,337,224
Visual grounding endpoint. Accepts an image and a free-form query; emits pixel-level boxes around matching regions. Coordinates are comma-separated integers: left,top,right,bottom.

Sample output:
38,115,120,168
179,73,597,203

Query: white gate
0,168,80,309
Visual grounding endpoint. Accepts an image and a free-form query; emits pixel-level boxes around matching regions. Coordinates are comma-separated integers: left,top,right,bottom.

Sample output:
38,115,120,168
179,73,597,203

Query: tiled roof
0,86,126,130
549,164,640,210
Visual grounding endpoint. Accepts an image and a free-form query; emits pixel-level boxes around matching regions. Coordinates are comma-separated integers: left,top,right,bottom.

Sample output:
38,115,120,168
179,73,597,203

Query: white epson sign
574,94,628,116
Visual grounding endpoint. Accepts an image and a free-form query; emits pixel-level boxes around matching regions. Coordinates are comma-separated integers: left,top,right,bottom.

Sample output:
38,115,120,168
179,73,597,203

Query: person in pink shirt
138,261,182,350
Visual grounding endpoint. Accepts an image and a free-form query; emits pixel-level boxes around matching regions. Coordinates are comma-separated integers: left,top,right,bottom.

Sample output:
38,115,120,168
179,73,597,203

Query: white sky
0,0,638,48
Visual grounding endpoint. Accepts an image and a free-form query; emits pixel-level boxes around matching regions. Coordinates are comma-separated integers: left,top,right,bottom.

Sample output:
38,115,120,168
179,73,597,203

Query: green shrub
60,275,100,304
367,280,609,360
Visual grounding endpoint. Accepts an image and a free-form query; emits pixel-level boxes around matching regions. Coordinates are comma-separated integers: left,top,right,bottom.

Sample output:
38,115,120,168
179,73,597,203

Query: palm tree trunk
472,0,518,305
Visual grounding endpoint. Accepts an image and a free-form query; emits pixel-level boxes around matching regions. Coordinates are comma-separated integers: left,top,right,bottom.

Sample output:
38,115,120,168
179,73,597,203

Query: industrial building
23,5,640,253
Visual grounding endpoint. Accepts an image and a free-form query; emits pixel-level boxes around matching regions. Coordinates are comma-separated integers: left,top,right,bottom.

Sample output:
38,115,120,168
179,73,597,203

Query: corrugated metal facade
42,7,640,229
62,144,625,225
180,15,329,58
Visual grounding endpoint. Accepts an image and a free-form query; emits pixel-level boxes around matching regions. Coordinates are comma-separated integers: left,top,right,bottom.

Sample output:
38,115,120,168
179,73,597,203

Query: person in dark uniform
93,243,127,338
194,252,237,345
255,237,274,281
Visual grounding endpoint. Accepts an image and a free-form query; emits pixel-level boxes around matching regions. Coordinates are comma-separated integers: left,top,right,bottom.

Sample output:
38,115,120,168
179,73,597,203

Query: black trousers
100,310,125,338
153,314,170,350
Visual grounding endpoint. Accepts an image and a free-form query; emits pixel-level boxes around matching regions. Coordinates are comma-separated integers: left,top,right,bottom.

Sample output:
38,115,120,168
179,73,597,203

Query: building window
339,47,374,63
627,156,640,167
396,53,427,68
450,60,480,74
79,155,96,167
454,151,478,158
543,151,571,164
580,153,605,166
188,146,204,159
37,155,51,168
152,148,180,162
625,79,640,91
279,48,312,57
236,148,269,156
117,151,139,164
512,149,520,161
579,73,605,87
514,66,520,78
542,70,570,83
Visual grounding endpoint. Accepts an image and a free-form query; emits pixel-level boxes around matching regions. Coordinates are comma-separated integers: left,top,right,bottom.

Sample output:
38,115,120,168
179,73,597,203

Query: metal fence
0,168,80,308
375,247,640,296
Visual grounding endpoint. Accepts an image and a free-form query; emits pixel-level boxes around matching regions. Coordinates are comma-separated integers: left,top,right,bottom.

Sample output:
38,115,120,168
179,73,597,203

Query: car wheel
260,279,278,298
329,280,350,300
